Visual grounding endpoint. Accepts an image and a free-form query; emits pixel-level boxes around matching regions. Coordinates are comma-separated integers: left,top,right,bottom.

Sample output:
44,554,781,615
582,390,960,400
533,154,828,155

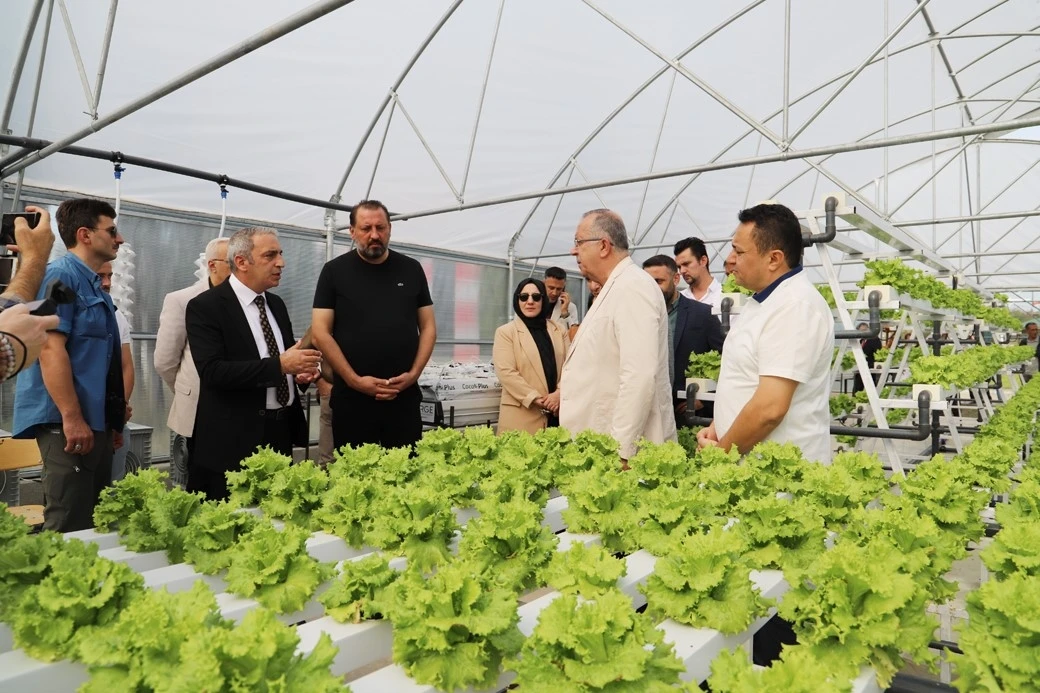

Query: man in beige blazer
559,209,677,464
154,238,230,486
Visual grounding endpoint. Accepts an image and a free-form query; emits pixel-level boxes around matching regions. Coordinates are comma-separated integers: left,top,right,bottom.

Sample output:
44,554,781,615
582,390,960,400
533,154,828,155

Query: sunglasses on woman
519,292,542,302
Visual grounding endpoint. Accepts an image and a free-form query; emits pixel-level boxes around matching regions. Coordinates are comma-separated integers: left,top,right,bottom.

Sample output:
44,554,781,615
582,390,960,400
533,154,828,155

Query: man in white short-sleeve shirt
697,203,833,463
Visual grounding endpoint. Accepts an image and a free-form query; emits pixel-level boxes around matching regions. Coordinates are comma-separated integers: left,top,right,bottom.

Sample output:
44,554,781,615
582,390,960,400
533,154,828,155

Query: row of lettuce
2,376,1039,692
956,435,1040,689
722,258,1020,328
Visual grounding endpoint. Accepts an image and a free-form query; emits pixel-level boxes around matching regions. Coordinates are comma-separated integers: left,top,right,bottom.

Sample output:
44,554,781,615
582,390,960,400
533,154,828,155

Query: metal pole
391,93,460,200
332,0,465,199
390,113,1040,222
0,0,357,175
634,70,676,238
893,208,1040,227
0,0,45,137
363,101,396,201
92,0,120,115
782,0,790,143
324,209,336,262
883,0,890,213
788,0,932,145
506,247,515,324
0,133,361,214
582,0,782,147
501,0,768,250
10,0,54,211
459,0,504,199
56,0,97,116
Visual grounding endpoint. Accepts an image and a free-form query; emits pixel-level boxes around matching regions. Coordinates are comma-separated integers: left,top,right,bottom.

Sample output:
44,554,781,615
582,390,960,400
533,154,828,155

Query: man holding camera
13,198,126,533
0,205,61,377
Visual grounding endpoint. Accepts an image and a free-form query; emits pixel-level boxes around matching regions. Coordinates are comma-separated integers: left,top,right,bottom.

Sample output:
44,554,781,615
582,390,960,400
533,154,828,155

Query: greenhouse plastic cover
2,0,1040,295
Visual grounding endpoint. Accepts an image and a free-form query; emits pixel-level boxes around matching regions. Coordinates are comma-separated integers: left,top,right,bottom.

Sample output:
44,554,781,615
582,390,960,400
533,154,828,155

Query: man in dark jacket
643,255,724,424
186,227,321,500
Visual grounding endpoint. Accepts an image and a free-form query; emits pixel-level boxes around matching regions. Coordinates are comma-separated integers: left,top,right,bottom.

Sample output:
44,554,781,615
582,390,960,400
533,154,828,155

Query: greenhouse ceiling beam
91,0,119,115
331,0,465,203
0,0,45,138
10,0,54,211
393,113,1040,221
509,2,1002,251
0,0,357,176
502,0,769,248
893,209,1040,227
787,0,933,146
581,0,782,147
459,0,504,200
638,36,1039,244
966,270,1040,279
56,0,97,117
931,159,1040,252
918,2,973,125
0,134,360,215
959,213,1040,276
767,92,1040,205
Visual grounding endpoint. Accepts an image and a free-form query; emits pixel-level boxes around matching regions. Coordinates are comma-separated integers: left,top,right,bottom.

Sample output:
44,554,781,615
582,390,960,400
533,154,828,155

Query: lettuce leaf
513,588,685,691
374,561,523,691
225,523,334,614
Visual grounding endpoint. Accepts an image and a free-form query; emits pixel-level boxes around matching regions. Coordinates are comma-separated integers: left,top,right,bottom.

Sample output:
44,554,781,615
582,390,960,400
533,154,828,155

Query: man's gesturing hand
279,340,322,375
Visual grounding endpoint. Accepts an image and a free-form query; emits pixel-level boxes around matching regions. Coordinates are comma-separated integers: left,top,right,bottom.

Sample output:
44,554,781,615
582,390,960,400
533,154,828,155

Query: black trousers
188,413,294,501
331,392,422,450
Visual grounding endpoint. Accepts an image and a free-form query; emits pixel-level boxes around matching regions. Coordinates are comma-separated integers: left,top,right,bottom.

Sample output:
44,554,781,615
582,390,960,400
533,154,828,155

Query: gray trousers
37,427,113,533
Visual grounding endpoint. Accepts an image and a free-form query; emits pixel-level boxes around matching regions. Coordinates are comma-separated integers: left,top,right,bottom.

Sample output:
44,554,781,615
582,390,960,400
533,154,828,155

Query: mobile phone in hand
0,212,41,247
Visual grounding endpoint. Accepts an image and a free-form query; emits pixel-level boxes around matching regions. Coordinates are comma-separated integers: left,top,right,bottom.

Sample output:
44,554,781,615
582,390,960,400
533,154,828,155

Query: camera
0,212,41,247
26,280,76,316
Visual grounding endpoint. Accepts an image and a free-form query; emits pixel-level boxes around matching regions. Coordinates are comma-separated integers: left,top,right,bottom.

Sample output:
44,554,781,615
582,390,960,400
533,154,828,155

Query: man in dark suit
186,227,322,500
642,255,724,424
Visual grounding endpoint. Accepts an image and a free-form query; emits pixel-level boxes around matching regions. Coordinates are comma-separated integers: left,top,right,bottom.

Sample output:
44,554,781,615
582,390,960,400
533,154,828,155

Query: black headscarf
513,278,559,400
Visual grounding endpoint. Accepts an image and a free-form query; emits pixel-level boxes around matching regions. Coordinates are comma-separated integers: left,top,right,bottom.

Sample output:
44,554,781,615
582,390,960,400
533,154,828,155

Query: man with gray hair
559,209,676,465
186,228,321,500
154,237,230,488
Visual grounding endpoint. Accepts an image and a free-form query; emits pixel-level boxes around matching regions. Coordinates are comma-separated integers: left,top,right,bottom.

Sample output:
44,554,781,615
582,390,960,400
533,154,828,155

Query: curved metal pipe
719,296,734,337
803,195,838,246
683,381,714,428
834,289,881,339
830,391,932,441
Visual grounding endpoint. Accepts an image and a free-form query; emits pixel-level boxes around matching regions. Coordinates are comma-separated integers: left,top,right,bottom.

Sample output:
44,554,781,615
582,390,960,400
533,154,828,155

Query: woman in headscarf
493,278,569,433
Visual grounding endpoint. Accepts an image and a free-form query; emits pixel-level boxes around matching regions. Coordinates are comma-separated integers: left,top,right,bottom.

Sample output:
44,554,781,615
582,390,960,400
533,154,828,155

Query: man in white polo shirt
696,203,833,464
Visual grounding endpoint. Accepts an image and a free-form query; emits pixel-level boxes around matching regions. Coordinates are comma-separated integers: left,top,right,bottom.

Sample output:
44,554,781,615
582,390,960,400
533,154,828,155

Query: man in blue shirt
14,198,125,532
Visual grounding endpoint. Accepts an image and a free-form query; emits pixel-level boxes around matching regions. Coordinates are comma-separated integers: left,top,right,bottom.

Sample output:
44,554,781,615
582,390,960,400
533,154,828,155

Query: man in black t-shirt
311,200,437,449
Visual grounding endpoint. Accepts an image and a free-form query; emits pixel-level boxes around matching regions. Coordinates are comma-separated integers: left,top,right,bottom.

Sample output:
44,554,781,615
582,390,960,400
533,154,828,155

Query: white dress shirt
681,276,723,313
228,274,295,409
